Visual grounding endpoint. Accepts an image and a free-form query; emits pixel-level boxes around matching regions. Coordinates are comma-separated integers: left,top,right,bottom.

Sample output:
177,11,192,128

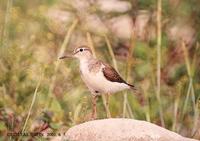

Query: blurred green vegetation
0,0,200,140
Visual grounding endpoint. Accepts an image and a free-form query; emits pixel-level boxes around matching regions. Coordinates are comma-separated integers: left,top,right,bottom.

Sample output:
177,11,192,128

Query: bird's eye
80,48,83,52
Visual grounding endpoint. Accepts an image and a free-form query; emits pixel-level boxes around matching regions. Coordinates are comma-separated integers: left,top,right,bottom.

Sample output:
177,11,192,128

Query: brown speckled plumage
102,64,126,84
88,59,135,89
88,60,102,73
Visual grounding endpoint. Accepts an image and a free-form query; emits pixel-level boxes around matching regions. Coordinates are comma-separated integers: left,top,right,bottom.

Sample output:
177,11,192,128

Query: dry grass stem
123,29,136,118
172,83,181,131
128,26,136,115
104,34,118,71
180,41,198,136
47,19,78,108
22,72,43,133
2,0,12,48
191,43,200,135
86,32,97,58
192,95,200,136
181,41,191,77
156,0,165,127
103,34,134,118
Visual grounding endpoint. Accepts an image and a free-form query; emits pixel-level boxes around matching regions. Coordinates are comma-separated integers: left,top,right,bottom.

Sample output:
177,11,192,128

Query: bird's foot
106,111,111,118
89,112,97,120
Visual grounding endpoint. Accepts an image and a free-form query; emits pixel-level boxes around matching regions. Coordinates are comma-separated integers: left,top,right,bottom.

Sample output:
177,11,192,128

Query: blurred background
0,0,200,140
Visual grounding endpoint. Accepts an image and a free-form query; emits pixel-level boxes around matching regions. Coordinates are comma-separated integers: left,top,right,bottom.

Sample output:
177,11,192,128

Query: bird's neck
79,57,94,72
79,58,90,70
79,57,89,63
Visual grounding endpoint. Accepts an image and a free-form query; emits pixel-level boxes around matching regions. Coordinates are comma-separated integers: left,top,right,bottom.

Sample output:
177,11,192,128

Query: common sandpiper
59,46,136,119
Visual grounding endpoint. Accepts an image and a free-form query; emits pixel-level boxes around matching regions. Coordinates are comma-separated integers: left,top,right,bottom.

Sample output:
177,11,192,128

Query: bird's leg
105,93,111,118
91,95,97,120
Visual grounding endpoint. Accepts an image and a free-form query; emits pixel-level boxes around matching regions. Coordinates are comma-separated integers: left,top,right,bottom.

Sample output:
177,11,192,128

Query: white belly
80,61,129,95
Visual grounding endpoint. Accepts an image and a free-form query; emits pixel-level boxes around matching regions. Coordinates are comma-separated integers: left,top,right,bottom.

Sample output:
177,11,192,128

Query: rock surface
52,118,198,141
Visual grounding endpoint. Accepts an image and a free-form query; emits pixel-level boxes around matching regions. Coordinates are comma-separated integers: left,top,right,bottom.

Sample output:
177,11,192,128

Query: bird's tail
127,83,141,95
127,83,144,106
127,83,137,91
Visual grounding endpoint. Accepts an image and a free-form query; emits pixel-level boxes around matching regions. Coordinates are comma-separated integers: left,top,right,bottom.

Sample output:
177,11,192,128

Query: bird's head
59,46,93,60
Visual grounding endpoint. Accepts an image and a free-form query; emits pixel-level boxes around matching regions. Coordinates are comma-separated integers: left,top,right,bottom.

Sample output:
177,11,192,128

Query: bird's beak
59,54,74,59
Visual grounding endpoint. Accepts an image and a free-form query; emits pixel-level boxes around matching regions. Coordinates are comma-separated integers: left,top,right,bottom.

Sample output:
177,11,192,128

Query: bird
59,45,136,119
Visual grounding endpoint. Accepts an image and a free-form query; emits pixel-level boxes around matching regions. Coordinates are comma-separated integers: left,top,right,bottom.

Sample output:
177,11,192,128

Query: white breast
79,60,129,95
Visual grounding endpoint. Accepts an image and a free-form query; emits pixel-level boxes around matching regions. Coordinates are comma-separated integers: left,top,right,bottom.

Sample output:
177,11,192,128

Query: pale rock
70,0,90,13
166,23,196,47
67,32,88,48
83,14,108,35
108,15,133,39
47,9,75,35
97,0,131,13
134,10,153,41
51,118,198,141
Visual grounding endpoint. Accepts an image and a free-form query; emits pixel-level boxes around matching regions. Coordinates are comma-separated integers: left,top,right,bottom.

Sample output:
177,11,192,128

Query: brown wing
102,62,126,84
